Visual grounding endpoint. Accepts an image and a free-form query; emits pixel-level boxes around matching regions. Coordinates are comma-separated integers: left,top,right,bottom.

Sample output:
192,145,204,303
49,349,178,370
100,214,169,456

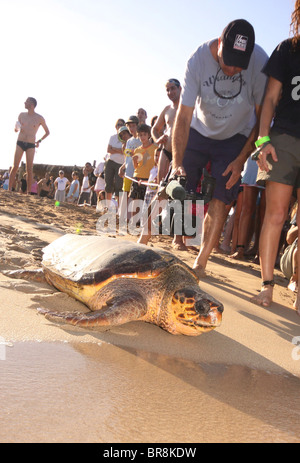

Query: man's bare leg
251,182,292,307
157,152,170,183
8,145,24,191
25,148,35,194
193,198,228,277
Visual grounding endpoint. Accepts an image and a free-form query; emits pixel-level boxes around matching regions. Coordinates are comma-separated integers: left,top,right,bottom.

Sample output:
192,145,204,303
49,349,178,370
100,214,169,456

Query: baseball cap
220,19,255,70
126,115,139,124
118,125,130,142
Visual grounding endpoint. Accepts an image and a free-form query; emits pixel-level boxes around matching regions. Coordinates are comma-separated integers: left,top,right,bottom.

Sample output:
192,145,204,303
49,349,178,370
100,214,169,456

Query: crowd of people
2,1,300,315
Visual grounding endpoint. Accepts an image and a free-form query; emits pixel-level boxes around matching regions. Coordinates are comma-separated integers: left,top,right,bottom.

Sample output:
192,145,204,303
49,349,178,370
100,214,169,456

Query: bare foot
172,242,187,251
293,294,300,316
214,245,230,255
229,249,245,260
192,264,207,279
172,237,187,251
138,234,150,245
250,286,273,307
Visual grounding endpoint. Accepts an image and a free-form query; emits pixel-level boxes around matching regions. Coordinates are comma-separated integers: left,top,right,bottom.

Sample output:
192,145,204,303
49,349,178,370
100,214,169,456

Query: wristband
251,142,270,160
255,136,270,148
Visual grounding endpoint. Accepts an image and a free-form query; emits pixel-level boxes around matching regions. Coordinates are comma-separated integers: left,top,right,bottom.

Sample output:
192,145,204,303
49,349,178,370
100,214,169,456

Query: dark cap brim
222,47,251,70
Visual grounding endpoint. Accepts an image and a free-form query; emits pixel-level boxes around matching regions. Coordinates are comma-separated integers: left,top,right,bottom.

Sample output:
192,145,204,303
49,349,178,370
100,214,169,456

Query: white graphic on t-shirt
291,76,300,101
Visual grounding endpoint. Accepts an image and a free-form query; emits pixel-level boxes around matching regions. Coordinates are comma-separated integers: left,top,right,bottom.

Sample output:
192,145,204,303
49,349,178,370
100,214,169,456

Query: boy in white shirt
54,170,70,203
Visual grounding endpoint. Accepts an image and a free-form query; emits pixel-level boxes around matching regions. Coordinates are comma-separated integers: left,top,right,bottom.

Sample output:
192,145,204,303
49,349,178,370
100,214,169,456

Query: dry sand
0,190,299,443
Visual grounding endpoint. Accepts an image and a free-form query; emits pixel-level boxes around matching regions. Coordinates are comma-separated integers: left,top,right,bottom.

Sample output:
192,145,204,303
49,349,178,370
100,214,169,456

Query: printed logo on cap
233,34,248,52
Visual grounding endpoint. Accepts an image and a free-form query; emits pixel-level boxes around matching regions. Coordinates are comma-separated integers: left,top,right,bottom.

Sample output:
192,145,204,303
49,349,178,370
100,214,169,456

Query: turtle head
171,288,223,335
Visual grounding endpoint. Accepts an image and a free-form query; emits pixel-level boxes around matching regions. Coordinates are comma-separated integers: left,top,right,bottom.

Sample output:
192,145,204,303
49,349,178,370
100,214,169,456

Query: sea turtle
6,234,223,336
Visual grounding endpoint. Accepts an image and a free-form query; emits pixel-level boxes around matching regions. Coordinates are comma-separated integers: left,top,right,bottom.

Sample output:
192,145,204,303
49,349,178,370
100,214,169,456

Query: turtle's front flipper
3,268,46,283
37,291,148,328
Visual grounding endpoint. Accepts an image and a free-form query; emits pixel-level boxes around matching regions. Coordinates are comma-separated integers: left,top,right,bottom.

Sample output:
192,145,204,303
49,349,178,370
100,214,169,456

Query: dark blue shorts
183,128,247,205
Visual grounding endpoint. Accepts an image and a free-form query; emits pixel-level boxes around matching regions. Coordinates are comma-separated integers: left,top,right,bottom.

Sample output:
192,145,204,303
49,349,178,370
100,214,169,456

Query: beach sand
0,189,300,443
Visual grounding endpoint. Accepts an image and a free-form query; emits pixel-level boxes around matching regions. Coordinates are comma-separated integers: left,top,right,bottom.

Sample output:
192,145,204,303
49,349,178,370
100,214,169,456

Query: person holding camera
171,19,268,277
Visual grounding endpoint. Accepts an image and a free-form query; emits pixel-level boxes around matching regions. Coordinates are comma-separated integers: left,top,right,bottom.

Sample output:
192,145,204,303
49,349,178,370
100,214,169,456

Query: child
141,145,161,226
78,167,91,205
20,173,27,194
66,171,80,203
30,176,38,195
129,124,157,200
54,170,70,203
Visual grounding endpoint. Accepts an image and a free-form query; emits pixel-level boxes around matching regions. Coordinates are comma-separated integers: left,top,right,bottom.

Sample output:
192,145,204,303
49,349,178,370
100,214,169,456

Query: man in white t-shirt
171,19,268,276
105,119,125,204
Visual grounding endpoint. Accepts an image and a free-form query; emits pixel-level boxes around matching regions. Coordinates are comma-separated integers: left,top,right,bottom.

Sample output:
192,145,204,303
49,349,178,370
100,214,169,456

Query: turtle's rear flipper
37,291,148,328
3,268,46,283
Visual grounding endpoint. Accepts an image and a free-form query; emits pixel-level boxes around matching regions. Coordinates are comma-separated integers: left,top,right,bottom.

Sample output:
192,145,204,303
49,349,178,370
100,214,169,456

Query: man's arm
255,76,282,172
222,104,262,190
151,107,168,144
107,144,123,155
36,117,50,146
171,104,194,175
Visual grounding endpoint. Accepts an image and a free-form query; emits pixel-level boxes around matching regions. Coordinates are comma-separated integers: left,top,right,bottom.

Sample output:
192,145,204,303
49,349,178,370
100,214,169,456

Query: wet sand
0,190,300,443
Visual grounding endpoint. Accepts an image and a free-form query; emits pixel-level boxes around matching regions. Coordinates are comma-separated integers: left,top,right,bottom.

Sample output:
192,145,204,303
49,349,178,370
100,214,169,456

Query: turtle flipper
37,291,148,327
3,268,46,283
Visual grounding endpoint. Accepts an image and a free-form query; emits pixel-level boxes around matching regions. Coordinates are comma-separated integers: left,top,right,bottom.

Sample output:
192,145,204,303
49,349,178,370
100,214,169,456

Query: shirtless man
9,97,50,194
151,79,181,182
137,80,181,246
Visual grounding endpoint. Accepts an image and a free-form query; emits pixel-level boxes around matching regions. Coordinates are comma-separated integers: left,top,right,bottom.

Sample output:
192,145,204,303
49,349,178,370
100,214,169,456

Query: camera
158,169,216,237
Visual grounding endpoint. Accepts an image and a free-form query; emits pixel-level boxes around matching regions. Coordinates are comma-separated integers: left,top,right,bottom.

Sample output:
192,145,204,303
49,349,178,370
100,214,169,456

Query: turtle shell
42,234,183,285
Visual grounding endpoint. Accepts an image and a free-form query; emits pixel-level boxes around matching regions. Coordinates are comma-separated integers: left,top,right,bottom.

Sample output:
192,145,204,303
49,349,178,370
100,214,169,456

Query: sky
0,0,295,170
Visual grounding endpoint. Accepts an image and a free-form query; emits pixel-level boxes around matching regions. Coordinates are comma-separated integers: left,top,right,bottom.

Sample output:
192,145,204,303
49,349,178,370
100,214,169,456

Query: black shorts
129,179,147,200
17,141,35,151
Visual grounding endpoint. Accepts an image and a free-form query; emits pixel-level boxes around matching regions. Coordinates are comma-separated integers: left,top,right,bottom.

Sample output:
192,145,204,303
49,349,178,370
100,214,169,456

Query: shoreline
0,189,300,443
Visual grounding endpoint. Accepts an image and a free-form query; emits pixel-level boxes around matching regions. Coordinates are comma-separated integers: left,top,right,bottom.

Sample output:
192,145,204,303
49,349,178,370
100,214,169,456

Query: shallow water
0,341,299,443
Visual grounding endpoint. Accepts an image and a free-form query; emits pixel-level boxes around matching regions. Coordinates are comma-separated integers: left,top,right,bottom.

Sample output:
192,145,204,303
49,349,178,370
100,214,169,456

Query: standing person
250,0,300,311
129,124,157,200
78,167,91,205
151,79,181,182
229,157,265,260
118,116,142,221
141,145,162,227
54,170,70,203
137,108,147,125
171,19,268,277
84,162,97,205
66,171,80,203
94,157,106,199
105,119,125,205
9,97,50,194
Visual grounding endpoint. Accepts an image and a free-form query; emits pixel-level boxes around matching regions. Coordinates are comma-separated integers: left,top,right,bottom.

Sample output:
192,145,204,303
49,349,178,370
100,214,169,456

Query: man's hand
257,143,278,172
170,165,186,180
222,157,245,190
156,134,169,145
